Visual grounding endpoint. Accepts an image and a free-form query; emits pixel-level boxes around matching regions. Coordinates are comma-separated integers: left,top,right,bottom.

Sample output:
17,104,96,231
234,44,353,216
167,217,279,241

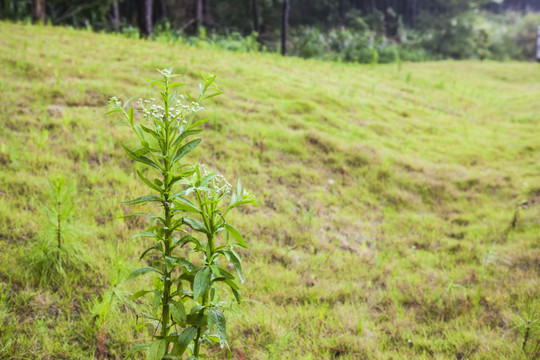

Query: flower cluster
200,164,232,195
108,96,121,108
135,96,205,123
158,68,172,78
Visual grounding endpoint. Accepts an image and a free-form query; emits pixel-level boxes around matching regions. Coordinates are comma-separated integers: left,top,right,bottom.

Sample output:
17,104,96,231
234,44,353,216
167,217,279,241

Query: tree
339,0,345,29
252,0,260,35
411,0,417,29
32,0,45,24
196,0,203,31
112,0,120,32
137,0,152,37
282,0,290,55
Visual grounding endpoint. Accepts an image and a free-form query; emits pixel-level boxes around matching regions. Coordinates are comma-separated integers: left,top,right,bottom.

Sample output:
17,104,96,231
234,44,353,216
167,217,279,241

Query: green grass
1,22,539,359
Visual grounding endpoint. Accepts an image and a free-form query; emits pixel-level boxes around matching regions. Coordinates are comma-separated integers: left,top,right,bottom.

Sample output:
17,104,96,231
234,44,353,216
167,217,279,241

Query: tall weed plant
108,69,255,359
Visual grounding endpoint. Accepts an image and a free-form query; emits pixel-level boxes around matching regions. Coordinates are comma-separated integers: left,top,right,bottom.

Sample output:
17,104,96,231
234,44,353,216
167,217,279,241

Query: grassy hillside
0,22,539,359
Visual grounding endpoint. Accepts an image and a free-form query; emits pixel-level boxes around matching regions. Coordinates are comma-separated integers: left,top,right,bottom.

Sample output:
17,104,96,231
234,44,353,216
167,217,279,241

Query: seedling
27,177,89,287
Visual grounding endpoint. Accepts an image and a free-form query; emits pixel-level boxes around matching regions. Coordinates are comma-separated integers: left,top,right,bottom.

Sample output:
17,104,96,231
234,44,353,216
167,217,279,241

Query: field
0,22,539,359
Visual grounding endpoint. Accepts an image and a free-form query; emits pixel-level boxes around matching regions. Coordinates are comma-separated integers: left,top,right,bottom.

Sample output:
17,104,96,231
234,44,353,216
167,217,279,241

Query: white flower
109,96,121,107
158,68,172,77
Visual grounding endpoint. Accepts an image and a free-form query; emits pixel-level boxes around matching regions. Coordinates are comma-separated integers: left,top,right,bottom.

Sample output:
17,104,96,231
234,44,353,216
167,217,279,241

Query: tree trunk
281,0,289,56
339,0,346,30
159,0,167,19
203,0,211,27
196,0,203,31
252,0,260,34
411,0,417,29
144,0,152,36
138,0,152,37
113,0,120,32
32,0,45,24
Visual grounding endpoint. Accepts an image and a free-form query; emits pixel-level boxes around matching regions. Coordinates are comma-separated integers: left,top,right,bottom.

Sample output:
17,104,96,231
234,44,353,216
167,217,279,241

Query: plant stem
160,168,171,342
522,320,531,350
193,252,211,357
193,202,214,358
160,78,172,345
57,201,62,249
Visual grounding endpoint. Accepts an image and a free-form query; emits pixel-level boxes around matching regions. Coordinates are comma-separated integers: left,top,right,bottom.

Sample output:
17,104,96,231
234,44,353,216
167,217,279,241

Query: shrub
488,11,540,61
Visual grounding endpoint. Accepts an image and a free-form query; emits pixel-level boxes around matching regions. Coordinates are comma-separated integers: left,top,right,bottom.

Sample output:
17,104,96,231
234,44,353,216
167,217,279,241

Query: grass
0,22,539,359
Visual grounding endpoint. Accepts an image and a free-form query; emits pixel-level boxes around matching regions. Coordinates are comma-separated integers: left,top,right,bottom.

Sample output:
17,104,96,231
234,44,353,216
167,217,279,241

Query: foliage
488,11,540,60
107,69,255,359
2,0,539,62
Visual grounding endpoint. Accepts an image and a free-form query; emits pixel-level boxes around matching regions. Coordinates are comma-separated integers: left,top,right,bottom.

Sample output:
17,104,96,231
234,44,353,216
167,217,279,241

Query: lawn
0,22,539,359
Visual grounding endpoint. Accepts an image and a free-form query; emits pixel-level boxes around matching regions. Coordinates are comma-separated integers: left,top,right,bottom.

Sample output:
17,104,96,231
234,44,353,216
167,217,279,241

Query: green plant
509,182,530,232
27,177,89,287
107,68,255,359
512,301,540,357
0,283,15,357
89,253,135,359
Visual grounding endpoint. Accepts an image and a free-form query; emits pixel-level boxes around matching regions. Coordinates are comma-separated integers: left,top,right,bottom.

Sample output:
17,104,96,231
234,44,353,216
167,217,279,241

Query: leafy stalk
109,69,255,360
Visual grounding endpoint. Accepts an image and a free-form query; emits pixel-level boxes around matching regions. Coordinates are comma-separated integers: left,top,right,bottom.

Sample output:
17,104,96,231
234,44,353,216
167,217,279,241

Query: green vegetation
3,1,540,63
26,177,90,287
0,22,539,359
108,69,255,359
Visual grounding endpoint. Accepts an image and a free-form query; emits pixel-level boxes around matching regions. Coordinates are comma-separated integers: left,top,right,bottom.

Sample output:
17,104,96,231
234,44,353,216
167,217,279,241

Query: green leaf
204,90,223,99
181,235,203,250
183,217,209,235
148,339,167,360
172,197,200,213
186,313,207,327
177,327,198,355
131,290,153,300
224,223,247,248
121,212,159,220
215,266,235,280
139,244,164,260
132,231,158,239
122,144,162,172
208,308,227,348
160,91,168,106
152,291,161,318
178,258,196,272
187,118,210,131
171,129,202,148
173,139,201,162
224,278,239,291
124,343,150,359
148,78,166,90
168,81,188,89
127,267,162,281
224,250,244,284
200,173,218,187
165,255,178,273
170,301,187,324
193,267,211,300
122,195,162,205
140,124,161,139
231,288,241,303
137,170,162,193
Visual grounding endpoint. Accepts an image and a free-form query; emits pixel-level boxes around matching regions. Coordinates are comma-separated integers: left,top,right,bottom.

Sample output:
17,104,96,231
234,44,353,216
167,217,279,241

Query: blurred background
2,0,540,63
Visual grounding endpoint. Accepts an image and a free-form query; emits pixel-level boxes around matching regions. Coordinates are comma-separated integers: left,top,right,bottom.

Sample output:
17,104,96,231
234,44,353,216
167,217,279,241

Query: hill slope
0,23,539,359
